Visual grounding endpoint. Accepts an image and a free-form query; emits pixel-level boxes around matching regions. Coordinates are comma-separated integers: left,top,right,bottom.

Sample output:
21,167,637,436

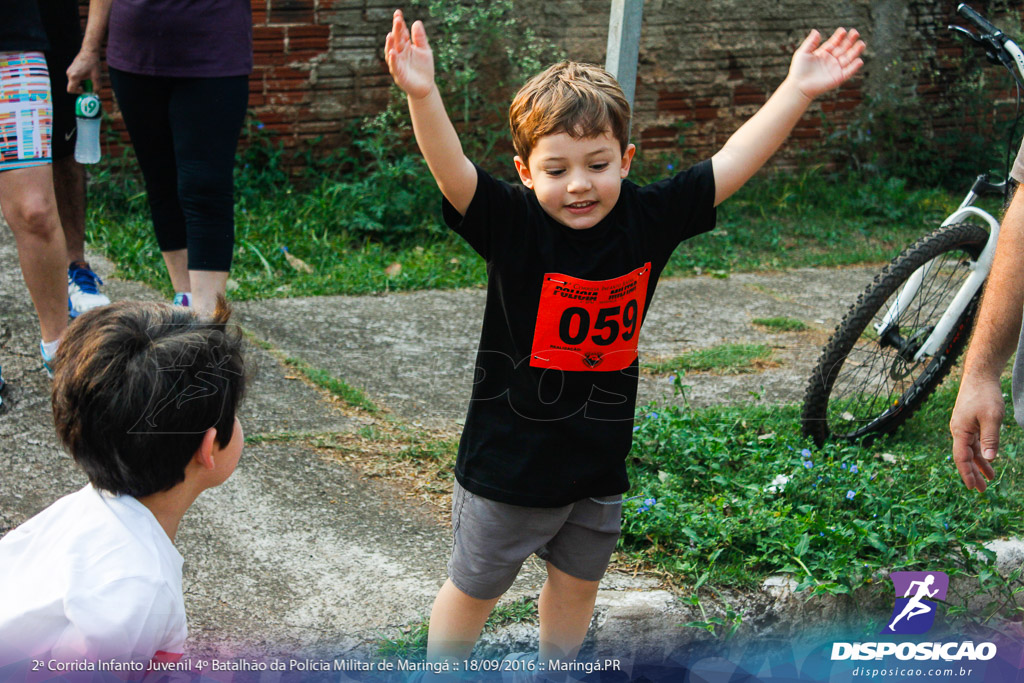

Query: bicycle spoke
824,246,974,438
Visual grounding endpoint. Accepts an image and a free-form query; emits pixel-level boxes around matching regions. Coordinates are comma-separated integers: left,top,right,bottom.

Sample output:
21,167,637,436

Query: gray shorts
447,481,622,600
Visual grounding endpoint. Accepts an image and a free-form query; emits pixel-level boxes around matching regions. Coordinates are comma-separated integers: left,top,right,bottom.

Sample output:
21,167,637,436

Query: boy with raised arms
385,9,865,668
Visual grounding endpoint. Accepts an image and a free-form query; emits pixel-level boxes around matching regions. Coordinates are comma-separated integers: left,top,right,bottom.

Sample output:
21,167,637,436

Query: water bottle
74,80,102,164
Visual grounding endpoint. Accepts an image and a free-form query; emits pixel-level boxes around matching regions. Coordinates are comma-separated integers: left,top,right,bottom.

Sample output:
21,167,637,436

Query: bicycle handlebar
952,4,1024,88
957,3,1003,40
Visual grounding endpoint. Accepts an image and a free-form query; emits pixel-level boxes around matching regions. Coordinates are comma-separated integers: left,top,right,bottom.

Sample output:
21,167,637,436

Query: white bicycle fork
873,199,1000,361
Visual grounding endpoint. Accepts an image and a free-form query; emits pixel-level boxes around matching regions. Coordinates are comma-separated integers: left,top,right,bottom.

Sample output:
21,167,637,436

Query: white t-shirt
0,485,186,665
1012,137,1024,183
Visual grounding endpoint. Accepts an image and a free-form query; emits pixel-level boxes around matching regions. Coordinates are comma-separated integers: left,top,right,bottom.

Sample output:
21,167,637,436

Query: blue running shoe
40,341,55,378
173,292,191,307
68,261,110,318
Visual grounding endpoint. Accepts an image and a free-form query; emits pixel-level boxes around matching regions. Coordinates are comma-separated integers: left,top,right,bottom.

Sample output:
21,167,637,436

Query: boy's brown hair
509,61,631,162
52,299,248,498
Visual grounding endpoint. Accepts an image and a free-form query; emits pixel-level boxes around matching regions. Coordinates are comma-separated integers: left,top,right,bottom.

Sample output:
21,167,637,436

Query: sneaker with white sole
173,292,191,307
40,341,55,378
68,261,110,318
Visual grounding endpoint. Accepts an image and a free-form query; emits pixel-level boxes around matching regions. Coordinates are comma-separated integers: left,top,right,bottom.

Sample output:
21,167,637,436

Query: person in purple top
67,0,253,316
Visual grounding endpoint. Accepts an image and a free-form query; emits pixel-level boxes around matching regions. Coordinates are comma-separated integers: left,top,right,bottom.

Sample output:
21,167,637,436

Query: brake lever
950,25,1005,65
949,24,985,46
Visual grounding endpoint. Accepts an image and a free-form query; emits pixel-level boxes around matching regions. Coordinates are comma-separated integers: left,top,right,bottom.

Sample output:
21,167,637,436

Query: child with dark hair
0,300,248,667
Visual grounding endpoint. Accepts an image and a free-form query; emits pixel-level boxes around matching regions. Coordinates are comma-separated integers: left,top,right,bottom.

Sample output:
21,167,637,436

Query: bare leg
538,563,600,666
0,165,68,343
161,249,190,293
426,579,501,663
51,155,86,264
189,269,229,317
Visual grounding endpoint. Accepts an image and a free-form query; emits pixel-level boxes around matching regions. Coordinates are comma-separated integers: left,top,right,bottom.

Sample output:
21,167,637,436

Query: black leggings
109,68,248,272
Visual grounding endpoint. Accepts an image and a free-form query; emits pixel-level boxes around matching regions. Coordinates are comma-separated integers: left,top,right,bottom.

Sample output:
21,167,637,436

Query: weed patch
621,377,1024,624
752,317,809,332
644,344,773,375
280,357,379,414
375,598,537,659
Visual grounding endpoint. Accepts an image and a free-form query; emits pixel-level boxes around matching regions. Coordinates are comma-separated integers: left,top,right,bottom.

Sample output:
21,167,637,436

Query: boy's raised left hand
787,28,865,100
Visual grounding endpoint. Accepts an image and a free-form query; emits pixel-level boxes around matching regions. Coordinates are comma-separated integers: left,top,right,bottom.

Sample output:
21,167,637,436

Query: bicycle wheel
802,222,989,446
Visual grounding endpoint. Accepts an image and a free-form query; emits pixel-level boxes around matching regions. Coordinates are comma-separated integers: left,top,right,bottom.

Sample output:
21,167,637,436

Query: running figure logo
882,571,949,635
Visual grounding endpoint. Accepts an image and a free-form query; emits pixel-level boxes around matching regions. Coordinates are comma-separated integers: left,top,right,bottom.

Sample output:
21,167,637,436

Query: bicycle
801,4,1024,447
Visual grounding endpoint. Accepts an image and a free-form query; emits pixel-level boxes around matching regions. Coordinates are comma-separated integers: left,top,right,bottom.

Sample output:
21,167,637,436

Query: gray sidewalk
0,223,883,659
233,265,878,429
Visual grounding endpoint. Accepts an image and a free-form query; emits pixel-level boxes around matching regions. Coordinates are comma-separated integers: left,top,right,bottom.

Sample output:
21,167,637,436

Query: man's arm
66,0,113,93
385,10,477,215
949,188,1024,491
712,28,865,206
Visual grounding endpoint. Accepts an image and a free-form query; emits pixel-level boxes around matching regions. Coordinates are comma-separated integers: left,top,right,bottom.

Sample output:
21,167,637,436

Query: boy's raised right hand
382,9,477,215
386,10,435,99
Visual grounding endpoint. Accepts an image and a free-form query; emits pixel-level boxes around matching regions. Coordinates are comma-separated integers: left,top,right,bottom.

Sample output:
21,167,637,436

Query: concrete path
0,223,885,661
233,266,879,430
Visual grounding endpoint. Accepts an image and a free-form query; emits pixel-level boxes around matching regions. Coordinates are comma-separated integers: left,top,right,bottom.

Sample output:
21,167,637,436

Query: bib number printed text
530,263,650,372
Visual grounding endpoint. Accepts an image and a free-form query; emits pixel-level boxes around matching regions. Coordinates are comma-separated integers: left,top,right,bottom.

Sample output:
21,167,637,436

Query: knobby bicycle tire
802,222,989,446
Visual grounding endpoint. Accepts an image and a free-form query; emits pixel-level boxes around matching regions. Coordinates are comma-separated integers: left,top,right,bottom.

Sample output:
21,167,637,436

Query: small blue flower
667,163,675,171
841,463,847,469
819,532,824,536
648,412,659,420
632,426,640,432
944,522,949,529
637,506,649,513
804,461,813,469
668,375,677,383
788,446,795,451
801,448,812,458
257,121,265,130
644,497,657,506
872,513,877,518
846,490,856,500
851,465,858,474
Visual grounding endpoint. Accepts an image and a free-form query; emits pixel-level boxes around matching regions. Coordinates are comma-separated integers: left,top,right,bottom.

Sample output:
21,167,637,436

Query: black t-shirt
442,160,717,507
1,1,49,52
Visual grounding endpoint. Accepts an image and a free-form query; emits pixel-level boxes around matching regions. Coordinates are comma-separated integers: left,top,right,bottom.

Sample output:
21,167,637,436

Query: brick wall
87,0,1022,170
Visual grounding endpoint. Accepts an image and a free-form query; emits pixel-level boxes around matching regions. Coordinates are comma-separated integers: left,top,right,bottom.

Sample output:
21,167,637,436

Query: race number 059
558,300,639,347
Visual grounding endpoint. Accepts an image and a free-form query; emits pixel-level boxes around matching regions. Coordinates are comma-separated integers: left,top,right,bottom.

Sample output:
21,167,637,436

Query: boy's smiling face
514,130,636,230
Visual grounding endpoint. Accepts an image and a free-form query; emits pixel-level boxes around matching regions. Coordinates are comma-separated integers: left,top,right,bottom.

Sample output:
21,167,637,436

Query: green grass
659,170,964,275
622,376,1024,620
239,329,380,413
752,316,809,332
84,151,974,300
376,598,537,659
402,437,459,463
644,343,772,374
280,357,379,414
243,431,321,445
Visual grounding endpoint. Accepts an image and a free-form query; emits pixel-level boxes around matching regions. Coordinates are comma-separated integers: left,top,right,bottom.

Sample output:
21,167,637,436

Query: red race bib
530,263,651,372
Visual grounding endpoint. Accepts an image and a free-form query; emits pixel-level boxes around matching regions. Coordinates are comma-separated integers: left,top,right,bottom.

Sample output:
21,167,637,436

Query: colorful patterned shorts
0,51,52,172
